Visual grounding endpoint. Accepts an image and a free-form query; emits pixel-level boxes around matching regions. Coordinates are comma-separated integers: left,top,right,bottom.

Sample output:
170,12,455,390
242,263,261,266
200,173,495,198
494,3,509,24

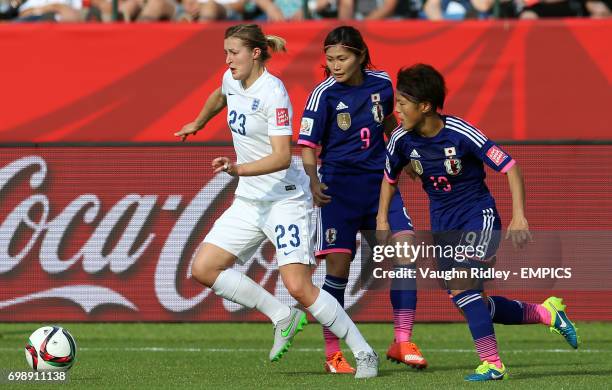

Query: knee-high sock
211,268,290,325
487,296,551,325
390,265,417,343
453,290,502,368
307,289,373,356
321,275,348,357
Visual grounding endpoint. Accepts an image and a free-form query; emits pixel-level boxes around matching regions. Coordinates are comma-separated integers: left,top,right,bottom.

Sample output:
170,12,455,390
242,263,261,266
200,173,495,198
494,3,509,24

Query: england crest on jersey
251,98,260,111
444,158,462,176
372,102,384,124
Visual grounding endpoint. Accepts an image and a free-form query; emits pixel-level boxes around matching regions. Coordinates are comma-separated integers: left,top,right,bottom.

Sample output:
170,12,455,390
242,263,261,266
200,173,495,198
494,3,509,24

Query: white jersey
221,68,309,201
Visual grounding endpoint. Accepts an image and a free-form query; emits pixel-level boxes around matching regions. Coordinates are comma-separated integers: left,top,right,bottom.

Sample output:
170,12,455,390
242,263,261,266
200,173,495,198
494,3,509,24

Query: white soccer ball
25,326,77,372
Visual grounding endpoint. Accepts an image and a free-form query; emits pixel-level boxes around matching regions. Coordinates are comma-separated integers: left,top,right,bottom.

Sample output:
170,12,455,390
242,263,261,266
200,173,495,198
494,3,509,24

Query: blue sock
487,296,524,325
453,290,501,366
322,274,347,307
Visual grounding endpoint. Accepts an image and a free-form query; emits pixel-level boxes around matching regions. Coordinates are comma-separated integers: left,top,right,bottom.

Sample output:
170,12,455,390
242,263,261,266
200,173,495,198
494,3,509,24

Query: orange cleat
386,341,428,369
324,351,356,374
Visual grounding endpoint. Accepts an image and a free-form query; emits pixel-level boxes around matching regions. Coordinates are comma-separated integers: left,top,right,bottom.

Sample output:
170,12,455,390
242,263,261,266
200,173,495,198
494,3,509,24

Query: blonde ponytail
225,24,285,62
265,35,287,53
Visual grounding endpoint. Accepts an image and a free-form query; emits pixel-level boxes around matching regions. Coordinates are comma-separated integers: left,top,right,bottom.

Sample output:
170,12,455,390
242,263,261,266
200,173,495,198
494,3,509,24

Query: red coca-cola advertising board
1,145,611,322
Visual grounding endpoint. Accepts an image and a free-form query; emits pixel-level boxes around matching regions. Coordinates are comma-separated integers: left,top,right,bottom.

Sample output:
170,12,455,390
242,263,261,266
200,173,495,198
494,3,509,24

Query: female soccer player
378,63,579,381
298,26,426,374
174,24,378,379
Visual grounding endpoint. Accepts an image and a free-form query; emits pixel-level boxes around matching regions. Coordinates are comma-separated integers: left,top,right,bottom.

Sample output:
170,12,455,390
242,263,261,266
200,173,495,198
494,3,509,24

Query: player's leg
382,192,426,368
191,243,290,325
279,264,378,379
268,195,378,379
485,292,578,348
321,252,355,373
314,191,361,374
441,210,507,381
475,212,579,348
191,198,294,358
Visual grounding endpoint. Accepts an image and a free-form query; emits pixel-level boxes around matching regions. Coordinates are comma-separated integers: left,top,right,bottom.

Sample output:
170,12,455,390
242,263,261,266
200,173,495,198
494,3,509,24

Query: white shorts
203,194,316,267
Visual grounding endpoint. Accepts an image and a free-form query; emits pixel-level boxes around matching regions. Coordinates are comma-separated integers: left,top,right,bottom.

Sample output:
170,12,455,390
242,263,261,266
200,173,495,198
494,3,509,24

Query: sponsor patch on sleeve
276,108,290,126
300,118,313,136
486,145,508,166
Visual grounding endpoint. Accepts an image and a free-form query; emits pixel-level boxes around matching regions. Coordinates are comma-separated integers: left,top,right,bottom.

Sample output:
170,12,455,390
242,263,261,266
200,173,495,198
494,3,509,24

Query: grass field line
2,347,607,353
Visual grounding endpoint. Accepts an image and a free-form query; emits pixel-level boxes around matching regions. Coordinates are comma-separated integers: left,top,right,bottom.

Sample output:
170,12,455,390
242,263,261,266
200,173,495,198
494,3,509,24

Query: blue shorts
434,207,502,272
315,172,413,259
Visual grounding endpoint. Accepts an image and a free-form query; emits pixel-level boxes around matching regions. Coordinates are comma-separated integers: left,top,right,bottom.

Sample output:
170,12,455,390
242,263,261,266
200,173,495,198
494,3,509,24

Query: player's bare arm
217,135,292,177
174,87,227,141
301,146,331,206
376,178,397,243
505,163,532,248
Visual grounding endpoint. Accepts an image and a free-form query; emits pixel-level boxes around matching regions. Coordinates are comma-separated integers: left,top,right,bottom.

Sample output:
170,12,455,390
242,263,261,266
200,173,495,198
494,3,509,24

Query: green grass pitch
1,322,610,388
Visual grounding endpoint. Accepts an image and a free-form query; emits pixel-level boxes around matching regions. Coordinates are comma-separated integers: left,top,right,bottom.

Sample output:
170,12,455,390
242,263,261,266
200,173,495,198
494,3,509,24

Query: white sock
306,289,373,356
211,269,290,325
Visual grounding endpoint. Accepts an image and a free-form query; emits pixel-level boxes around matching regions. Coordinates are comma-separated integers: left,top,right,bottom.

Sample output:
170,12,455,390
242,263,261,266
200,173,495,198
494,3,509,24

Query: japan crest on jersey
325,228,337,244
411,159,424,175
444,158,462,175
337,113,351,131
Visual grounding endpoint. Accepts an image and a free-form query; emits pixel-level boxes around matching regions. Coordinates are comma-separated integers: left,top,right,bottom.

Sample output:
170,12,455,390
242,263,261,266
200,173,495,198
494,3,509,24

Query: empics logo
276,108,289,126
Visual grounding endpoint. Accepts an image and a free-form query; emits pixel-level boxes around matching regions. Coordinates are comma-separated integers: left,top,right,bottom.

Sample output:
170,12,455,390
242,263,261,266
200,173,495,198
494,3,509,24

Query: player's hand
212,157,238,176
174,122,201,142
505,216,533,249
311,182,331,207
376,219,391,245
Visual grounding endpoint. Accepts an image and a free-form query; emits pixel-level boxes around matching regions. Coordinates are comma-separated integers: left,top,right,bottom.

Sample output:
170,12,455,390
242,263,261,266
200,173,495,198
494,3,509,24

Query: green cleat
269,308,307,362
464,361,508,381
542,296,579,349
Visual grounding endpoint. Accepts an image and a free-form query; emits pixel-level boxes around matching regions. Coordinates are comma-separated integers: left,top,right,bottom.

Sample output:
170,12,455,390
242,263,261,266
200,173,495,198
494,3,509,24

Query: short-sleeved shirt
297,70,395,175
385,115,515,231
221,69,309,201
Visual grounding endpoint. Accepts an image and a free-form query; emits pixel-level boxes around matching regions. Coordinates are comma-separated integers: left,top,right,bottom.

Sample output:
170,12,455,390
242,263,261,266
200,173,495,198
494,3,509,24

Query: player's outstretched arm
223,135,292,177
505,163,533,248
174,87,227,141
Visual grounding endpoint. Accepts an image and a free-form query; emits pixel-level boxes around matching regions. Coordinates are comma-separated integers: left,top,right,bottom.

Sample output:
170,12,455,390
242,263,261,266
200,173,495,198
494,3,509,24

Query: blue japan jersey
385,115,515,231
298,70,395,175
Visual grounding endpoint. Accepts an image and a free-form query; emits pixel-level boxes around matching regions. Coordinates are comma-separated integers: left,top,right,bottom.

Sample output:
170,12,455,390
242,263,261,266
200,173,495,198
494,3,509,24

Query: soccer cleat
354,350,379,379
542,296,579,349
464,361,508,381
386,341,428,369
324,351,356,374
269,308,307,362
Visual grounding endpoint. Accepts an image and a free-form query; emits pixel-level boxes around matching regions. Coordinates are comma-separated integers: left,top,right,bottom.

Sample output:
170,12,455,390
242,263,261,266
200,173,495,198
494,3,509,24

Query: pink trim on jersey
500,159,516,174
315,248,352,258
297,139,318,148
391,230,415,239
384,171,398,184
